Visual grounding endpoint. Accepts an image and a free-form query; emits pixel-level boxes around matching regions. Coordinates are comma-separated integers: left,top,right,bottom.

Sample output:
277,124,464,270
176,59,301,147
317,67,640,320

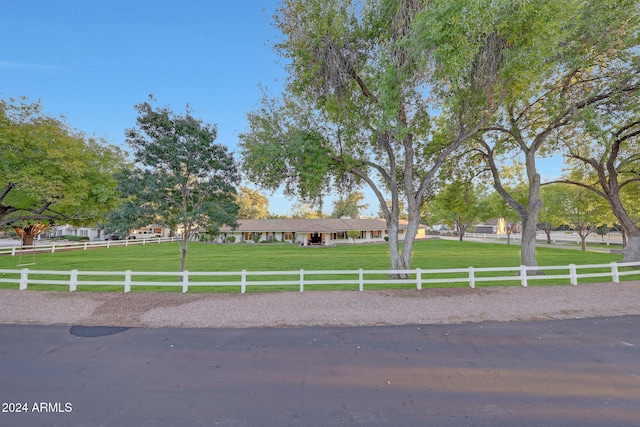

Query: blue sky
0,0,308,213
1,1,562,217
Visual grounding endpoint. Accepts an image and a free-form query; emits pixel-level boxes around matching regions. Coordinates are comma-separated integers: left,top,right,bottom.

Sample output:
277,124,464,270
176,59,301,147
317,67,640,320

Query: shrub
226,236,236,243
259,238,280,244
62,235,90,242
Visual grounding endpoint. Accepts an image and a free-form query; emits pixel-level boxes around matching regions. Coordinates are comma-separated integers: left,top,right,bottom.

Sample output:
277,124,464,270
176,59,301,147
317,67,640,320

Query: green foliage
443,0,640,265
347,228,360,243
331,191,369,218
0,97,128,228
548,185,613,230
485,188,521,222
428,180,488,237
236,186,270,219
118,99,240,270
61,235,90,242
290,201,326,219
240,95,335,204
245,0,487,272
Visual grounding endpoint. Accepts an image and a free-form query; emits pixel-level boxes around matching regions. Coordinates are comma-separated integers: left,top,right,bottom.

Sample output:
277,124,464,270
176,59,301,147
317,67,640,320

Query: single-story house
51,224,171,241
217,218,427,246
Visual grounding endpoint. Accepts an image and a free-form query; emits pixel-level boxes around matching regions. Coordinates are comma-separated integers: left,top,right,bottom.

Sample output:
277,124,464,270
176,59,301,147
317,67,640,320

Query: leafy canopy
1,97,127,228
119,99,240,270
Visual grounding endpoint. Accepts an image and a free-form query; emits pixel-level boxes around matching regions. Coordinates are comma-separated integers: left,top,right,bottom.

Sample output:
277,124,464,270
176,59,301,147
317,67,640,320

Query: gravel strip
1,281,640,328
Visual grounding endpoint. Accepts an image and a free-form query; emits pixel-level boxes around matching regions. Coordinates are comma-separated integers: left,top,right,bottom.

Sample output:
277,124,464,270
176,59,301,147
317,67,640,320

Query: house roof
220,218,424,233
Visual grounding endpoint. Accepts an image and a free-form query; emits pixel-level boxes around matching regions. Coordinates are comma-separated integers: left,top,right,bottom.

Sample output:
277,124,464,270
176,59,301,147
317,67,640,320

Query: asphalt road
1,316,640,427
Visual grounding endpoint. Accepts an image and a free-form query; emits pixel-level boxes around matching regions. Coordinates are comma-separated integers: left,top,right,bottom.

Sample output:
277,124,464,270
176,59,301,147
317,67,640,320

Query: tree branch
544,179,608,199
0,183,16,202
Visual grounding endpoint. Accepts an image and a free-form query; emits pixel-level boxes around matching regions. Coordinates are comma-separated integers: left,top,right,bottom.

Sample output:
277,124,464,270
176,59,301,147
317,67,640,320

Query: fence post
299,269,304,292
70,269,78,292
359,269,364,291
520,265,528,287
569,264,578,286
468,267,475,289
11,247,16,256
51,245,56,253
182,270,189,293
611,262,620,283
19,268,29,290
416,268,422,290
84,242,88,251
241,270,246,294
124,270,132,293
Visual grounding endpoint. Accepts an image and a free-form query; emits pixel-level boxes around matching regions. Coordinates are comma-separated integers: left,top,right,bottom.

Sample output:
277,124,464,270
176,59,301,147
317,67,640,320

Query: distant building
475,218,520,235
51,224,171,241
52,225,101,241
217,218,427,246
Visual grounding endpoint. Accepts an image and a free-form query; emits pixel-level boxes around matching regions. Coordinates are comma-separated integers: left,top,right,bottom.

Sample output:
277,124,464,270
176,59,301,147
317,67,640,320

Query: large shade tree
1,98,126,245
331,191,369,219
121,100,239,272
542,184,614,251
555,102,640,262
236,186,270,219
241,0,495,272
427,180,488,241
446,0,640,270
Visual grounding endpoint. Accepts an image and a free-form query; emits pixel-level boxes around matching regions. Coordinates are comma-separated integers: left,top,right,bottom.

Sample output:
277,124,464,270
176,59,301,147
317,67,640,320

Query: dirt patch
83,292,215,326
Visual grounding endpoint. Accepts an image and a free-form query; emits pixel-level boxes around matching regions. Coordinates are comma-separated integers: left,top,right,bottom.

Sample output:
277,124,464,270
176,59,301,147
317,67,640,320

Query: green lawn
1,239,636,292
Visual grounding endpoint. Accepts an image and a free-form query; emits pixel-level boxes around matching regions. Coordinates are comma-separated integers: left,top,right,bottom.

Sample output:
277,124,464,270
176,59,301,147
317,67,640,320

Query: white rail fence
1,261,639,293
463,231,623,245
0,237,178,256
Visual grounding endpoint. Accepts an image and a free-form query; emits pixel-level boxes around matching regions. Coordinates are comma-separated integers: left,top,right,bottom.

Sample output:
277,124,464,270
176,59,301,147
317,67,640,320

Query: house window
371,230,381,238
331,232,348,240
284,232,293,241
243,232,253,241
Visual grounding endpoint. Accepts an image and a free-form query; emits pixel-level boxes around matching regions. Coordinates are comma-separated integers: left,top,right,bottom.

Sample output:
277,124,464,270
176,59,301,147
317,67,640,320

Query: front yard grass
1,239,636,292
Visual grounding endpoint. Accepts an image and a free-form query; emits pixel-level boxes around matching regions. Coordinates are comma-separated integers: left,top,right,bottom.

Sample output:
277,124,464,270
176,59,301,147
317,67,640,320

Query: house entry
310,232,322,245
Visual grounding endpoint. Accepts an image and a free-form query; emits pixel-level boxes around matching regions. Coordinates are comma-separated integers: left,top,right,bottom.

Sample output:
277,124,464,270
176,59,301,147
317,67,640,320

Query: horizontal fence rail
1,261,639,293
0,237,178,256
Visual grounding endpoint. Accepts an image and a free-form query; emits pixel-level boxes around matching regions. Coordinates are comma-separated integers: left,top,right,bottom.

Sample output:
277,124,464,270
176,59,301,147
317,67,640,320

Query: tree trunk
13,224,49,247
400,215,420,269
624,234,640,264
457,221,465,241
520,214,539,268
540,223,552,244
520,157,542,271
607,194,640,263
22,233,35,247
179,234,189,272
386,219,407,271
579,232,587,251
